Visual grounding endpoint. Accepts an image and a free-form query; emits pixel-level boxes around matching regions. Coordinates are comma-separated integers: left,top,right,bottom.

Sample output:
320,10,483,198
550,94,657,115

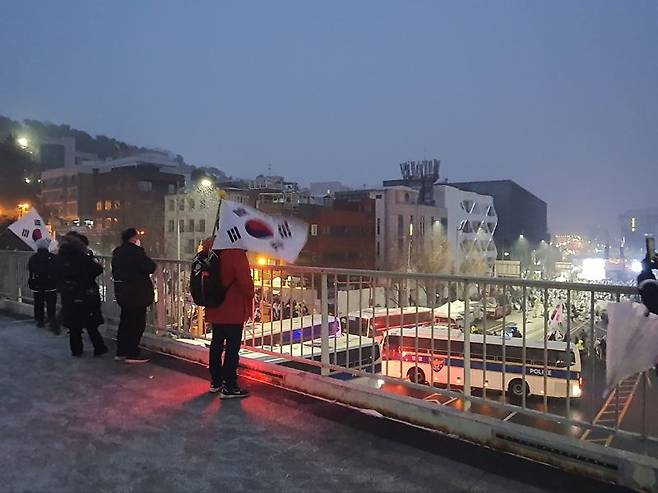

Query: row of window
168,198,208,212
168,219,207,233
96,200,121,211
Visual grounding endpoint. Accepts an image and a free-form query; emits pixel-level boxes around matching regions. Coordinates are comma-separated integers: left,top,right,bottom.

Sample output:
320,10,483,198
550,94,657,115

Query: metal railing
1,251,655,459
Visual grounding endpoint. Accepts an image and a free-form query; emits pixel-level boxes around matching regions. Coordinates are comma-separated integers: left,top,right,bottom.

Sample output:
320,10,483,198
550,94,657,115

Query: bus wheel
407,367,426,385
507,379,529,399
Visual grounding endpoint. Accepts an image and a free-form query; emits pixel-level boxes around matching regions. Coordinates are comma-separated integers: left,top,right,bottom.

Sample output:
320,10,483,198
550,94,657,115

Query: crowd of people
27,228,254,399
28,227,155,361
251,292,310,323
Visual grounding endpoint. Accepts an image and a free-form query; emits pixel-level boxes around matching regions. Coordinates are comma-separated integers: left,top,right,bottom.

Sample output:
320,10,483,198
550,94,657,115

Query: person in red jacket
203,240,255,398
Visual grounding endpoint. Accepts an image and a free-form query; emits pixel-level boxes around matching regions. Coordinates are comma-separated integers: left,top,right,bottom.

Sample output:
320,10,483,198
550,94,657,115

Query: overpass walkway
0,313,628,493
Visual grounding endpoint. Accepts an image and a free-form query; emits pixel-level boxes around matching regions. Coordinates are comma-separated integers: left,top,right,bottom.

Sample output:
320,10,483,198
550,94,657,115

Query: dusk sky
1,0,656,234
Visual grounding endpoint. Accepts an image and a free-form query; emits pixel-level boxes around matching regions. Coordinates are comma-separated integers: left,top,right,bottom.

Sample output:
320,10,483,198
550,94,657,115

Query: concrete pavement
0,312,630,492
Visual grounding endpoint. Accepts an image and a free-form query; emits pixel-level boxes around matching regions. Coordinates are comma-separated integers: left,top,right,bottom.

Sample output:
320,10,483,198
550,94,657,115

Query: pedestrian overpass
1,251,657,491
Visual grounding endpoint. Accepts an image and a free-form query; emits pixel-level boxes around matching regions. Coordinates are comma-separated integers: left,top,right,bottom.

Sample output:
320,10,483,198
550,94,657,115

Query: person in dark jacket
637,257,658,316
28,238,60,334
111,228,156,363
56,232,108,357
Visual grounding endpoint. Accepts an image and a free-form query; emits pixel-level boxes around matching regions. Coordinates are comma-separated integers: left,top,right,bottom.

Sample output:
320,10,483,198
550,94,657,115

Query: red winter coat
204,248,254,325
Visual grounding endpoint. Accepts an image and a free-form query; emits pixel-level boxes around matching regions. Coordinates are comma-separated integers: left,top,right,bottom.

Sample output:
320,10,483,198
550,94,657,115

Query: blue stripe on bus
406,355,580,380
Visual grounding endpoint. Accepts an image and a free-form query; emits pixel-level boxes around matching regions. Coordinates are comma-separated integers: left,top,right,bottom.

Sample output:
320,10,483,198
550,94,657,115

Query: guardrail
1,251,656,466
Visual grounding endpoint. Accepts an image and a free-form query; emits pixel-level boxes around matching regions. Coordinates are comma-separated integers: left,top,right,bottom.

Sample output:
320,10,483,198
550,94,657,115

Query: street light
200,178,213,188
17,203,30,218
16,136,29,149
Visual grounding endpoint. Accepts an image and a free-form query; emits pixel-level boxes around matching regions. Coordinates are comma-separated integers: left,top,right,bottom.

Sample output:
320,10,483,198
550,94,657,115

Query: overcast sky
1,0,656,234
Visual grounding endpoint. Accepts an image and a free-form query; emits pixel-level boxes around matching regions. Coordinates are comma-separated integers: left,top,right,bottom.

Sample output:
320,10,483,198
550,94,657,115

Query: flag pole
212,189,227,236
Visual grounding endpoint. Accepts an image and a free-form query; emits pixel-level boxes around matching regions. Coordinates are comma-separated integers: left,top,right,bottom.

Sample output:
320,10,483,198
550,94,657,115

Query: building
39,136,99,170
41,152,189,255
337,187,447,271
89,164,185,256
448,180,548,255
434,185,498,269
292,199,376,269
40,166,96,224
162,184,258,260
39,136,76,170
619,207,658,258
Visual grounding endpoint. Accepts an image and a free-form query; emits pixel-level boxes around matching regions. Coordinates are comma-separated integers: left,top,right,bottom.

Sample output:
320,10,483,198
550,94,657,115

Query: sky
1,0,657,235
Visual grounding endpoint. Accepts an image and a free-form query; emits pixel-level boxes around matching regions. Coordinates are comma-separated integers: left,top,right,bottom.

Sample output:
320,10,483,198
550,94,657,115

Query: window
188,199,195,210
311,224,318,236
113,200,120,210
137,181,152,192
168,220,175,233
188,219,195,232
397,215,403,237
96,201,103,211
168,200,175,212
198,219,206,233
179,199,184,211
104,200,112,210
186,239,195,255
200,199,206,209
376,218,381,236
377,242,381,258
179,220,185,233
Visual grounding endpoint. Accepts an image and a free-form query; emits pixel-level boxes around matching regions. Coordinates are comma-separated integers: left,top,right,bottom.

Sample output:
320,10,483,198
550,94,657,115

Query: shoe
219,386,250,399
114,356,126,361
209,384,222,394
125,357,150,364
94,347,109,357
36,321,45,328
72,353,83,357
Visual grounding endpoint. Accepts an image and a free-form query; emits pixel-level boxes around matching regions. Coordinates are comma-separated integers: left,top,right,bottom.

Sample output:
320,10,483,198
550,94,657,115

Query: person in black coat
111,228,156,363
637,256,658,316
28,238,60,333
56,232,108,357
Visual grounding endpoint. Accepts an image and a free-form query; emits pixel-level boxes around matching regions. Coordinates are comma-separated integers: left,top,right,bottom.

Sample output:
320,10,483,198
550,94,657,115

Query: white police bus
382,326,582,399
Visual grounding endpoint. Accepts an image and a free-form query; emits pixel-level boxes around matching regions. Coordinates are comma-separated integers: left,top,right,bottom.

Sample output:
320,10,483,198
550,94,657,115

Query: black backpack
190,250,232,307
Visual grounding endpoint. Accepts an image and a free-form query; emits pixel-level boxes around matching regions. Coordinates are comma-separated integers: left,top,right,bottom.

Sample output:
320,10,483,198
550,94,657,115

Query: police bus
344,306,461,339
243,315,381,375
382,326,582,399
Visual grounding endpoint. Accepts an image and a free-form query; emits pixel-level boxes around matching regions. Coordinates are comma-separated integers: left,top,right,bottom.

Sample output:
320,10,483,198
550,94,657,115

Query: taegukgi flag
212,200,308,263
8,209,51,251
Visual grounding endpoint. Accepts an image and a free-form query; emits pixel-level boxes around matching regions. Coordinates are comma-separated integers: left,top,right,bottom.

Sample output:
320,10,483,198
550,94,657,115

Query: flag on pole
606,301,658,391
211,200,308,263
7,209,51,251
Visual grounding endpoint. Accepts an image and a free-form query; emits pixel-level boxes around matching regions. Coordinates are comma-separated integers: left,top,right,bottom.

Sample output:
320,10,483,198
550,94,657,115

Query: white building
434,185,498,268
163,186,255,259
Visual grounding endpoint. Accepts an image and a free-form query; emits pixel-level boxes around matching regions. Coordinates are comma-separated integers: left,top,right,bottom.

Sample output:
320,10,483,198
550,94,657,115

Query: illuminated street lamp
200,178,213,188
257,256,267,266
17,202,30,218
16,136,29,149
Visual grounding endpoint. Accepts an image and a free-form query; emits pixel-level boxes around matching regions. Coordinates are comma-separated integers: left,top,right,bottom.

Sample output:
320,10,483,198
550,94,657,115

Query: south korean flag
8,209,51,251
212,200,308,263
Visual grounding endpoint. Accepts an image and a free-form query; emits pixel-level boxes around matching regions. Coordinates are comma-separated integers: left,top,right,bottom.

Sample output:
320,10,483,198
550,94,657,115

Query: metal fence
1,250,655,458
